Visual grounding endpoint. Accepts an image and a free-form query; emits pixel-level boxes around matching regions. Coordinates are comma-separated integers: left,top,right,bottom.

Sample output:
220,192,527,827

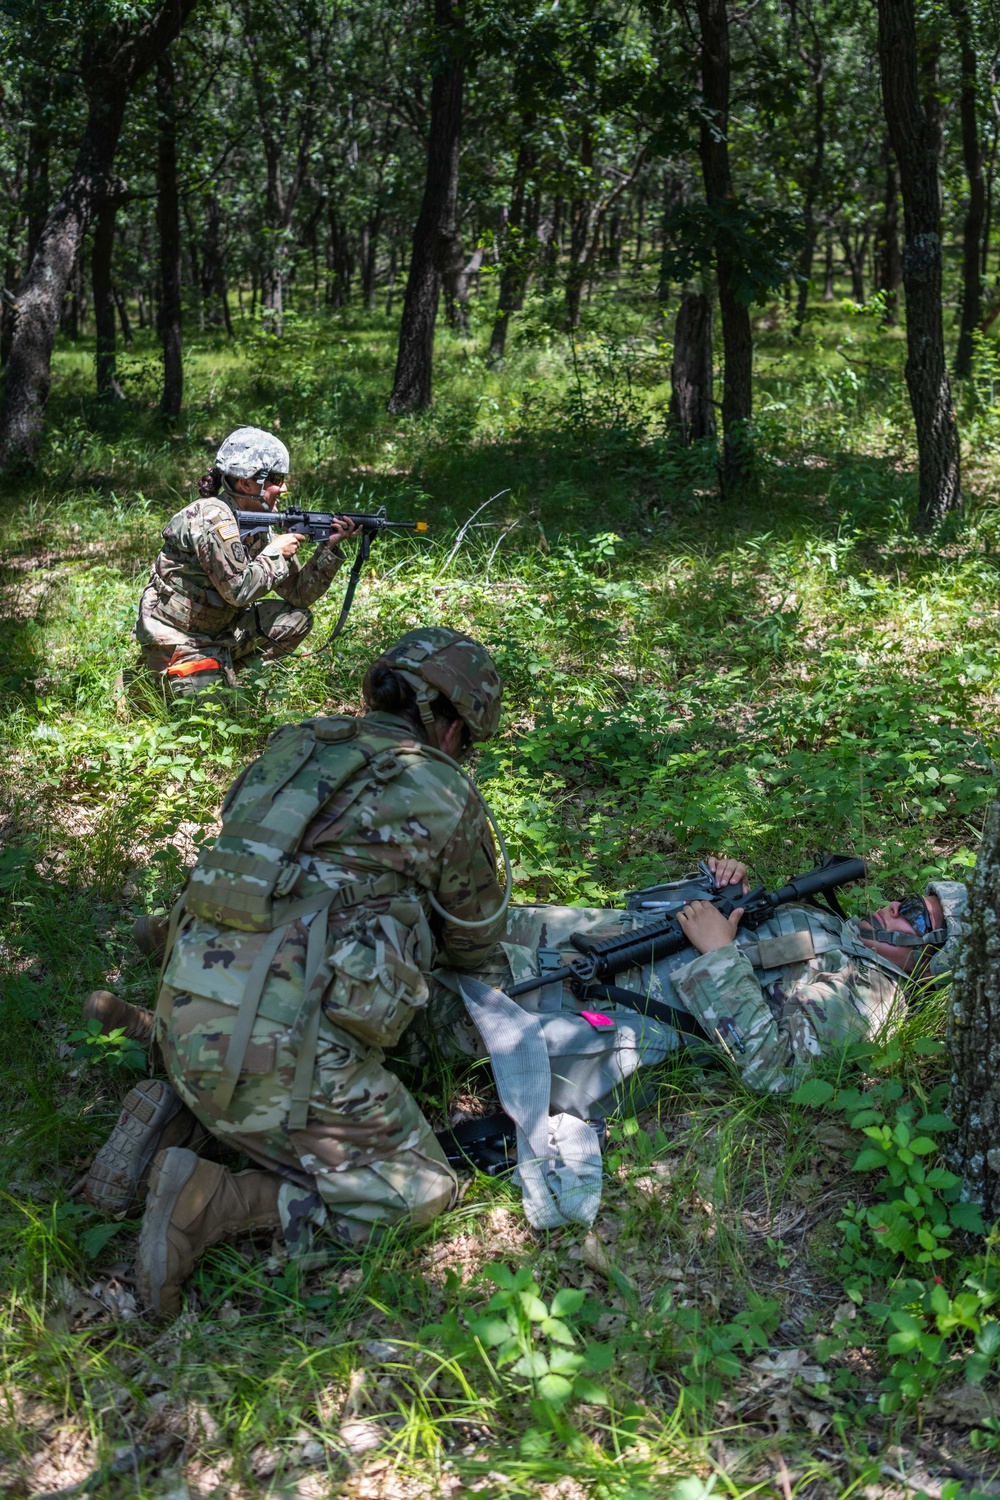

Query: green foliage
421,1263,618,1455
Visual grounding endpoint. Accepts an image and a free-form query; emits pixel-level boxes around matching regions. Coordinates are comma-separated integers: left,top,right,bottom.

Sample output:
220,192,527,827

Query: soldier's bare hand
677,899,745,954
273,531,305,558
706,855,750,893
327,516,362,548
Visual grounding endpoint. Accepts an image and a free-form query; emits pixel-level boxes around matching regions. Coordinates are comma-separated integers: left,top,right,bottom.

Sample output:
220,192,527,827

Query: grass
2,272,1000,1496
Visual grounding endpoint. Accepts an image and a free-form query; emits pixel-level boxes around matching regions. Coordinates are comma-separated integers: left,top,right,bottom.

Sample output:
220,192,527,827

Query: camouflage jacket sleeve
435,785,507,970
671,940,896,1094
189,501,293,608
271,543,346,608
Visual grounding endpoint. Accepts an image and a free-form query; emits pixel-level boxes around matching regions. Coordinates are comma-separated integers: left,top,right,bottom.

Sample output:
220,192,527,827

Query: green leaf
908,1137,939,1156
917,1113,955,1133
854,1148,888,1171
482,1262,515,1290
512,1351,549,1379
79,1221,123,1259
536,1372,574,1405
950,1202,986,1233
581,1341,616,1373
470,1316,514,1347
550,1287,587,1318
977,1322,1000,1356
572,1376,608,1405
925,1168,960,1190
519,1292,549,1322
539,1318,576,1346
913,1038,946,1055
789,1078,835,1106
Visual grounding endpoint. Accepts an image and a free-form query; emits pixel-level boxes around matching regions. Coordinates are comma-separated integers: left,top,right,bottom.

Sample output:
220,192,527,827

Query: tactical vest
185,715,413,932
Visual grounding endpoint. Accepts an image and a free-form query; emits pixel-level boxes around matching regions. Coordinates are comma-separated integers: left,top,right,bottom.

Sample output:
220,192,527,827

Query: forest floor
3,280,1000,1499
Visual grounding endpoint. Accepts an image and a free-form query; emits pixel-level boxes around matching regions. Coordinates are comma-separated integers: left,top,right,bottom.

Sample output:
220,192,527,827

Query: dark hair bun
198,466,223,499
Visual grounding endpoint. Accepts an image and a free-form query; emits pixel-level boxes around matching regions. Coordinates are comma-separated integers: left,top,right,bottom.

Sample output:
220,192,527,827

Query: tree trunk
25,112,52,267
387,0,463,414
658,175,686,308
874,143,903,324
792,43,825,338
946,797,1000,1218
488,130,536,364
839,228,871,304
113,286,133,346
695,0,755,497
876,0,961,524
443,239,483,335
0,0,197,467
202,194,230,330
93,197,124,399
361,207,382,311
156,52,183,421
670,291,715,444
948,0,984,377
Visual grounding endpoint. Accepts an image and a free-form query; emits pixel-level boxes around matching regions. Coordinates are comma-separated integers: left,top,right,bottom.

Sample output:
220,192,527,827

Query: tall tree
947,0,985,378
876,0,962,523
0,0,199,468
387,0,464,413
946,797,1000,1220
92,196,124,398
157,52,183,420
695,0,756,497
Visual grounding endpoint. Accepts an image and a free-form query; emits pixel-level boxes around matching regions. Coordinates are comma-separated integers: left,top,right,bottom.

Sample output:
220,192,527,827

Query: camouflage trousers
156,989,458,1256
135,592,314,700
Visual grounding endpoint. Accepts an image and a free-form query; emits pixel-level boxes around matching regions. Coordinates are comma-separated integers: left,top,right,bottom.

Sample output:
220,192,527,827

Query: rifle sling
585,981,712,1046
320,531,372,651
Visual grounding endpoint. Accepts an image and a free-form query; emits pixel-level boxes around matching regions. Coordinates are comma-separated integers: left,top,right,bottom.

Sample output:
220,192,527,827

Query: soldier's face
231,474,288,510
857,892,945,974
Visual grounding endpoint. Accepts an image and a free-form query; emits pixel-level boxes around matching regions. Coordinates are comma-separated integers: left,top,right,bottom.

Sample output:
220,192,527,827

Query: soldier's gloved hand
273,531,306,558
328,517,362,549
677,899,746,954
706,855,750,893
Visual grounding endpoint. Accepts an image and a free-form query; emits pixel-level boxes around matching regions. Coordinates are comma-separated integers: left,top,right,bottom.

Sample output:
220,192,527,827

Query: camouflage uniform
668,905,904,1093
135,496,346,696
154,709,506,1251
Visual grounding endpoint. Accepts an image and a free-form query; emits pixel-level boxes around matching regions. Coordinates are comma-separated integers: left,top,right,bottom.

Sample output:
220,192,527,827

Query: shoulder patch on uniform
215,520,240,541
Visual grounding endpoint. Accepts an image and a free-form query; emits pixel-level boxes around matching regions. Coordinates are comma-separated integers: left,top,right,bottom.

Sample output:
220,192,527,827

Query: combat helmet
365,627,502,744
215,426,289,481
926,880,968,978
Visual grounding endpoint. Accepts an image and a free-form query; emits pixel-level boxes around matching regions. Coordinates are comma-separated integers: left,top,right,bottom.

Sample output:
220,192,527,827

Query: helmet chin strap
858,916,948,949
397,670,442,749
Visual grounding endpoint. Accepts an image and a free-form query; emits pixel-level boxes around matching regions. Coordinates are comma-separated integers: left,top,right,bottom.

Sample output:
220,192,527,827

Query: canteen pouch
318,913,431,1049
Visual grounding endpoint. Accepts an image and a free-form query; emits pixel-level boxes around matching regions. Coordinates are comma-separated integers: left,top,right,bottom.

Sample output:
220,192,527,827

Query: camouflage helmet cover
215,426,290,480
365,627,502,742
926,879,968,978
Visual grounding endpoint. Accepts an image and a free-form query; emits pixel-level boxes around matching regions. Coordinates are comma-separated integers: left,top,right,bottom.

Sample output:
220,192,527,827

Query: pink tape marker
580,1011,615,1029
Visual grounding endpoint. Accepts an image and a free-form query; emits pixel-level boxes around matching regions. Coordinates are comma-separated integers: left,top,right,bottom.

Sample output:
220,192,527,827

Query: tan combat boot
83,990,155,1046
133,915,171,962
137,1148,282,1317
84,1079,206,1217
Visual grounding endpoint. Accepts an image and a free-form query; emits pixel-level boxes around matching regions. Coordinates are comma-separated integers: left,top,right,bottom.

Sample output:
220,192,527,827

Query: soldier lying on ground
130,425,360,700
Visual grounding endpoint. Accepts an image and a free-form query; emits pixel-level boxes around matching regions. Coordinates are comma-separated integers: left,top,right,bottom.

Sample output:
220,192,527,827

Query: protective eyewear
897,894,936,938
254,469,287,485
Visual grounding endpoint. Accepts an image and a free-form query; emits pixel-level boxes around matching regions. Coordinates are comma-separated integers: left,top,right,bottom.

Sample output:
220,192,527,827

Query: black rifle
234,506,429,645
506,854,868,1042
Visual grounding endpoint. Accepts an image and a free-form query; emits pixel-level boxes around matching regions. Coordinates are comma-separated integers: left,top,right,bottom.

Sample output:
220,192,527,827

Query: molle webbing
185,716,407,933
150,564,227,614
